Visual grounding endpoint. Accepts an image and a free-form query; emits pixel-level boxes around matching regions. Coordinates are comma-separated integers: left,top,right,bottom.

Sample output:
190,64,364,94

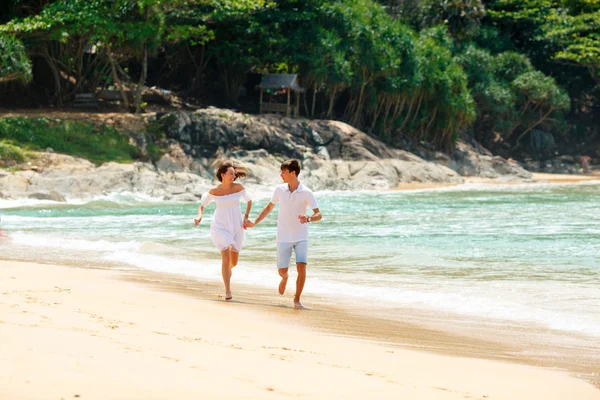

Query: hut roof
258,74,305,93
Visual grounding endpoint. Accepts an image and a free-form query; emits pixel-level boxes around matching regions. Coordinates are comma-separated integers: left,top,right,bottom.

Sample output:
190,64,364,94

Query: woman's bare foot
278,275,288,295
293,300,306,309
225,291,233,301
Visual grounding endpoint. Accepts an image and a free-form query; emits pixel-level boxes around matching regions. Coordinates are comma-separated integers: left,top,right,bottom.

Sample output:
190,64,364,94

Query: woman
194,161,252,301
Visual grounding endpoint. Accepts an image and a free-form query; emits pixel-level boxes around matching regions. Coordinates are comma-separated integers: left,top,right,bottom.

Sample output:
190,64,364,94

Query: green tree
0,34,32,83
418,0,486,40
456,45,570,149
1,0,167,111
545,1,600,84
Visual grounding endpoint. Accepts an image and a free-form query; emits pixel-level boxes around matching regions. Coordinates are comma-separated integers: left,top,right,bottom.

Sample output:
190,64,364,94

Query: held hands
298,215,309,224
193,216,202,228
243,217,255,229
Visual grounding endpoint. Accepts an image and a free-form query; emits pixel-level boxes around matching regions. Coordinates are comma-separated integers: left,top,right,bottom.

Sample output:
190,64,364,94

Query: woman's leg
220,249,232,300
230,251,239,269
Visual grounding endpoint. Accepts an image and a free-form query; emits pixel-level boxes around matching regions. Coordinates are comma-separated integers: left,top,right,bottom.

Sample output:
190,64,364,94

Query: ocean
1,182,599,372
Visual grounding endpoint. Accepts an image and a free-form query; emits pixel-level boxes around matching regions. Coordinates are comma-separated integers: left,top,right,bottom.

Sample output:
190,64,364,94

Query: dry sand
531,172,600,183
393,171,600,190
1,260,598,400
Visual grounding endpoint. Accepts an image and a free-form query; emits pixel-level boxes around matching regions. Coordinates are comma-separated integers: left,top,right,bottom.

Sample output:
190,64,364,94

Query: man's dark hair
280,159,301,176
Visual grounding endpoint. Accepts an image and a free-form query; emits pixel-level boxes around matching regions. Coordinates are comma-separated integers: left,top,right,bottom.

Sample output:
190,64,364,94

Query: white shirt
271,182,319,243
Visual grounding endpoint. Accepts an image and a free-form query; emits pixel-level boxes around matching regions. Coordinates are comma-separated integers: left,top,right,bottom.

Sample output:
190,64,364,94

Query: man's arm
253,202,275,225
298,208,321,224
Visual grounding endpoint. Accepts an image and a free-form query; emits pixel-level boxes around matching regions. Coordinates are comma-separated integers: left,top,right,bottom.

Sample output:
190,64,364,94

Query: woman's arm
193,205,205,227
194,191,214,228
244,200,252,218
243,200,253,228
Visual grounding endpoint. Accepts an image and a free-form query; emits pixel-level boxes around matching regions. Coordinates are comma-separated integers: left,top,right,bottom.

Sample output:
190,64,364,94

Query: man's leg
278,268,289,295
277,242,292,295
294,262,306,309
293,241,308,309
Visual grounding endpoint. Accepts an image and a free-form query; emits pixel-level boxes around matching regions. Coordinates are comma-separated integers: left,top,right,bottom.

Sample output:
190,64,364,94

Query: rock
316,146,330,161
449,142,531,179
27,191,66,202
0,108,532,201
129,132,147,155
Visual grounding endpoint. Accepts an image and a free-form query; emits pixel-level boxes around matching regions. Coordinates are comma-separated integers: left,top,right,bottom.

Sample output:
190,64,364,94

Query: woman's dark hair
216,161,248,182
280,159,301,176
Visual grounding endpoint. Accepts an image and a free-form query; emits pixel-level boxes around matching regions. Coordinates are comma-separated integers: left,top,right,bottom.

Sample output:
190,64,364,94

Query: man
248,159,321,309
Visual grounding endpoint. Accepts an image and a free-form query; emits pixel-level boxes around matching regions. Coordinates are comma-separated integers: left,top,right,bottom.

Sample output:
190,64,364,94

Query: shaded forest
0,0,598,161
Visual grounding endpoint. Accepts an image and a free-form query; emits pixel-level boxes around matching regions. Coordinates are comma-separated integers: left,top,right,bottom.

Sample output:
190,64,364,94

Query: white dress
201,190,252,252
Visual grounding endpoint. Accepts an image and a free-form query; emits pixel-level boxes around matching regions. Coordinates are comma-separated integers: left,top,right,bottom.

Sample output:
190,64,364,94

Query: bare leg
294,263,307,309
221,249,232,300
230,251,239,269
278,268,289,295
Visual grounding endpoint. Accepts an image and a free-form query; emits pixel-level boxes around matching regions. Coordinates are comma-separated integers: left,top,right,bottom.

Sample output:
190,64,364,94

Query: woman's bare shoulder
208,185,223,196
209,184,245,196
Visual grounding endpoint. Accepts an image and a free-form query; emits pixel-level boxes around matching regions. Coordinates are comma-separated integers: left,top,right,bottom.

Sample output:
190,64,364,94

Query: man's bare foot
294,300,306,309
278,275,288,295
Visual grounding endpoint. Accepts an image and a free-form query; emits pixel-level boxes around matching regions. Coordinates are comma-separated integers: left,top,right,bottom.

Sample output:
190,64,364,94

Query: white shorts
277,241,308,269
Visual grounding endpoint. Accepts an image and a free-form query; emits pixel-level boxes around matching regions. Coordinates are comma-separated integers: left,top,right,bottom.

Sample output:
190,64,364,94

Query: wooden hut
258,74,305,118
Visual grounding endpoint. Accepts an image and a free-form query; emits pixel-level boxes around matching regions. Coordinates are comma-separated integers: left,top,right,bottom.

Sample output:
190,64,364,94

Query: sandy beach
468,171,600,186
1,260,598,399
391,171,600,191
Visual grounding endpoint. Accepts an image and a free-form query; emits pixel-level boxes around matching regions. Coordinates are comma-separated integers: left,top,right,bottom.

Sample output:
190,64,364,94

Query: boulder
27,191,66,202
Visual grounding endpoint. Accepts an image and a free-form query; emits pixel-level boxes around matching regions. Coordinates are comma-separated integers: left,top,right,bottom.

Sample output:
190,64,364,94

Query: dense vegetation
0,0,598,158
0,117,141,164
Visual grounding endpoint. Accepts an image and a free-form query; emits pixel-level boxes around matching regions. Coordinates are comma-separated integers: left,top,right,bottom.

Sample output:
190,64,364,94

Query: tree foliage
0,0,598,152
0,33,32,83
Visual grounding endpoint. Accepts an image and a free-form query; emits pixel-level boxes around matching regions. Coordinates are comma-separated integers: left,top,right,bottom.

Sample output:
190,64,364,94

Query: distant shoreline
392,172,600,191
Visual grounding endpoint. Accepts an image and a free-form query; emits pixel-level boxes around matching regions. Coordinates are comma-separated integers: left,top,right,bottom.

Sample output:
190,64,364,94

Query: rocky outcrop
152,108,464,191
409,141,532,180
0,108,532,201
449,142,532,180
0,154,212,202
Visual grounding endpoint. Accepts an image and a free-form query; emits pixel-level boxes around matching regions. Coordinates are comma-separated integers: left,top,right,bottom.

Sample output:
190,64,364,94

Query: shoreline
1,259,598,399
393,172,600,191
1,171,599,207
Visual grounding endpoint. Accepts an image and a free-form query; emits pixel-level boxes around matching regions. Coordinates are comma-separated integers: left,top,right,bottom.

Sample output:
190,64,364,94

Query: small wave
0,191,178,211
9,233,143,252
101,248,600,338
104,251,223,280
104,250,282,289
304,278,600,337
0,198,65,210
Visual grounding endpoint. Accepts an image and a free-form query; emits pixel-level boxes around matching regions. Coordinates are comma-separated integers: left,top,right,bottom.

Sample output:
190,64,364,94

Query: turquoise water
1,183,599,344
